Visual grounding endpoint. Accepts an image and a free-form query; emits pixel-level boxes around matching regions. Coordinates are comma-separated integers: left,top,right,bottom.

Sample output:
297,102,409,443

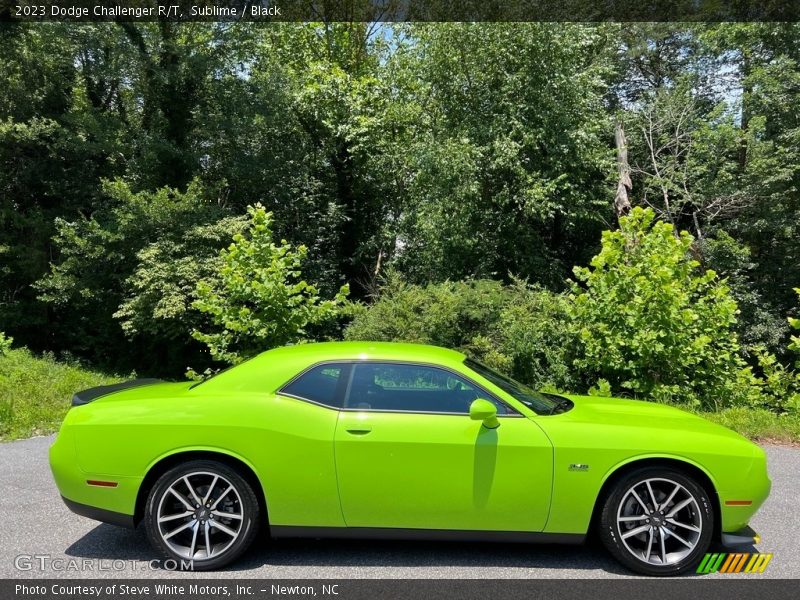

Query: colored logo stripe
697,553,772,574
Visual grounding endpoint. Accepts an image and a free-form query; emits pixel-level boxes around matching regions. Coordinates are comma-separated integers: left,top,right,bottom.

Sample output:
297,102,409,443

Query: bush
789,288,800,365
344,274,575,390
569,207,759,410
192,204,349,366
0,331,11,355
754,288,800,415
36,179,241,375
754,348,800,414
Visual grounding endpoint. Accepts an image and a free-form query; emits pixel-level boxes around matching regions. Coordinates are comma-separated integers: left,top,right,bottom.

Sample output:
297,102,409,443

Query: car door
333,361,553,532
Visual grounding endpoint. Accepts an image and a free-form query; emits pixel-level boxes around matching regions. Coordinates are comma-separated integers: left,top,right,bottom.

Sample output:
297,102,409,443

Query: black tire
599,467,714,576
144,460,261,571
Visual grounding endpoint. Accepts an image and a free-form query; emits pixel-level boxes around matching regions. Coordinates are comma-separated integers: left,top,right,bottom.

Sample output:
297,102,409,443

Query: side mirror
469,399,499,429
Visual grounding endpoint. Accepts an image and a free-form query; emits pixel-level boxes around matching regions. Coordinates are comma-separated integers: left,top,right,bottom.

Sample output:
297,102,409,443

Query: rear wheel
144,460,260,570
599,467,714,576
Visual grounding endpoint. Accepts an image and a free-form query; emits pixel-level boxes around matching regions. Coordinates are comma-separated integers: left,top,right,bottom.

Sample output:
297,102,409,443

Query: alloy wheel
156,471,245,561
616,477,703,566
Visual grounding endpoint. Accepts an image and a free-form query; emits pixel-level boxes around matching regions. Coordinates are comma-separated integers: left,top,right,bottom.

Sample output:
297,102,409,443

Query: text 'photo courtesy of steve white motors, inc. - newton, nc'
13,583,339,598
13,3,283,18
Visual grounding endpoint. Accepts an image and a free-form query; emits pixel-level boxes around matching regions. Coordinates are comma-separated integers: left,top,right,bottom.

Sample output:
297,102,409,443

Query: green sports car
49,342,770,576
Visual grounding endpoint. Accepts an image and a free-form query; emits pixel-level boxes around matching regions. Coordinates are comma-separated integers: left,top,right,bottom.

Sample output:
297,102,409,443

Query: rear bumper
61,496,135,529
50,426,141,521
721,525,761,548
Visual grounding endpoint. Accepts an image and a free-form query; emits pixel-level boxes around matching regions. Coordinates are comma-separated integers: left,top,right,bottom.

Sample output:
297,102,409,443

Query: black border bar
5,579,800,600
3,0,800,23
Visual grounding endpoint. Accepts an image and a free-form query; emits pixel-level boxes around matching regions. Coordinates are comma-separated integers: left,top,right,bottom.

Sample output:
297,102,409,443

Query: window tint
281,364,348,408
345,363,509,414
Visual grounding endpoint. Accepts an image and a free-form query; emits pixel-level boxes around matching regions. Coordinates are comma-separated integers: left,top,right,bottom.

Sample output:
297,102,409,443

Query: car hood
553,394,748,443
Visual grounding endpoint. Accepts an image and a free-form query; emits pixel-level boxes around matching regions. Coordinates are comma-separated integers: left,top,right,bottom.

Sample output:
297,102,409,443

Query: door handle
345,426,372,435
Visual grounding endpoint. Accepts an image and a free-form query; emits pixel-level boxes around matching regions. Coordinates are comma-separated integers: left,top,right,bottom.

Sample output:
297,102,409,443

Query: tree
615,24,800,354
569,207,758,409
36,179,236,374
192,204,349,366
113,215,247,345
0,24,128,350
391,23,615,286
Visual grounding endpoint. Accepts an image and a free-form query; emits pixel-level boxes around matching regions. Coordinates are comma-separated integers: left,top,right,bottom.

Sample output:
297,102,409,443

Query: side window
345,363,509,414
280,363,349,408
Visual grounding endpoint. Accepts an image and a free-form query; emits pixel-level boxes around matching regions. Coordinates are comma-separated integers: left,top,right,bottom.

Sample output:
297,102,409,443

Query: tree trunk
614,120,633,220
738,51,751,172
332,140,365,298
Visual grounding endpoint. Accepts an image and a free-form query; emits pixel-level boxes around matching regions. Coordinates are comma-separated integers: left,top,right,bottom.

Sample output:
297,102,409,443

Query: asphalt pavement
1,435,797,579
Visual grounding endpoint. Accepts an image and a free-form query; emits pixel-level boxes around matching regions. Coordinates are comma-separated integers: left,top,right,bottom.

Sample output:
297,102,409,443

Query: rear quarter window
279,363,348,408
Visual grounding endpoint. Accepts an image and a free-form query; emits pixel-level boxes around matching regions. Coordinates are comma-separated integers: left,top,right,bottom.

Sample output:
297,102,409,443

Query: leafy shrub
344,275,508,350
37,179,240,375
344,274,575,390
754,288,800,415
490,279,575,390
192,204,349,366
754,348,800,414
789,288,800,365
699,231,788,354
113,216,248,341
0,331,11,355
569,207,759,410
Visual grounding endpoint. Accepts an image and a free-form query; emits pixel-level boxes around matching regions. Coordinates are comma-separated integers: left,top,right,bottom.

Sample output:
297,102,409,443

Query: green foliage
1,21,799,405
344,275,508,349
588,379,613,397
113,215,247,341
192,205,349,365
489,280,576,390
394,23,614,286
789,288,800,365
699,232,788,353
570,207,759,409
0,331,12,355
344,275,574,391
753,289,800,415
36,179,238,375
753,348,800,414
0,348,120,441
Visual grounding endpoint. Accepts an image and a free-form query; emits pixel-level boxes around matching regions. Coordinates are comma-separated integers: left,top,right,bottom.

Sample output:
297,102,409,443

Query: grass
0,348,121,441
701,407,800,446
1,347,799,445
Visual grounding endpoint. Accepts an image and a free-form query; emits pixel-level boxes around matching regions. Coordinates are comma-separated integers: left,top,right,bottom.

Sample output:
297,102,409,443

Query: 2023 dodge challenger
49,342,770,576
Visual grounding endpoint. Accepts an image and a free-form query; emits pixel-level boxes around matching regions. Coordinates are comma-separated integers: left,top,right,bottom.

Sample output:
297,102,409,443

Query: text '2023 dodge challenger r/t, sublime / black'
49,342,770,576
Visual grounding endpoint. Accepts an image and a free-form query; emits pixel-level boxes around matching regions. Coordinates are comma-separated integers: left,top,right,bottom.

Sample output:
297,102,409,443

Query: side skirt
269,525,584,545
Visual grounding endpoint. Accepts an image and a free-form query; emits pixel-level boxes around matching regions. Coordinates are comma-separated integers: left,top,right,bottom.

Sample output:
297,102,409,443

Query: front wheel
144,460,261,571
599,467,714,576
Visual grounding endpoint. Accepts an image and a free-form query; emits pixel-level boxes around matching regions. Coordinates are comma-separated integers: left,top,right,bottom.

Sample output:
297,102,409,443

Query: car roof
253,341,466,364
196,341,468,394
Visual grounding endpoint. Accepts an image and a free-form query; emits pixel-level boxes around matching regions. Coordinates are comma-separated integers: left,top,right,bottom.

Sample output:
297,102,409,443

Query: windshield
464,358,560,415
